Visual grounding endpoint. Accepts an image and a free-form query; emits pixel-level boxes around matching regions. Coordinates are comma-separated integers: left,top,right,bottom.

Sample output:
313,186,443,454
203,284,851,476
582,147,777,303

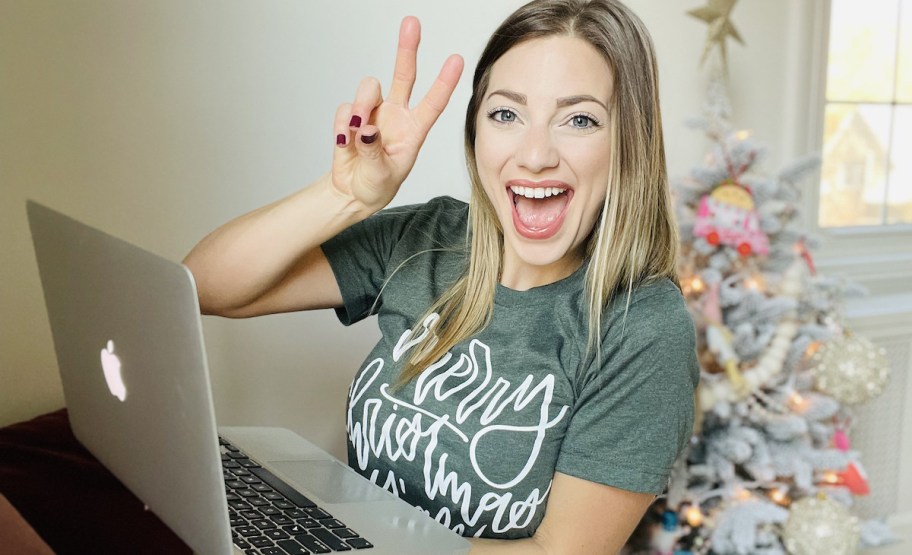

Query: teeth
509,185,567,199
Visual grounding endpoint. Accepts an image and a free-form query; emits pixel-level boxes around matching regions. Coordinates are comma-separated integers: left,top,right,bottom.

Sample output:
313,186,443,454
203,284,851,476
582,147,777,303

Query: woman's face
475,35,614,290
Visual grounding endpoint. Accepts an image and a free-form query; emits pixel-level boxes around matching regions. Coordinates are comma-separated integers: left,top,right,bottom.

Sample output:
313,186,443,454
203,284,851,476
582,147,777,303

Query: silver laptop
27,200,471,555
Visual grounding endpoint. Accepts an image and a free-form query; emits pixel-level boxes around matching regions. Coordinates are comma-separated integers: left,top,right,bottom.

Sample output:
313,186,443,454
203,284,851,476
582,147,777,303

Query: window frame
802,0,912,299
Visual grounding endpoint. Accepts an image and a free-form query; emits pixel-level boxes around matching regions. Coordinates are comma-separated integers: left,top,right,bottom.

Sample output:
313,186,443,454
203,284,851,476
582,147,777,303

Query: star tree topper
688,0,745,70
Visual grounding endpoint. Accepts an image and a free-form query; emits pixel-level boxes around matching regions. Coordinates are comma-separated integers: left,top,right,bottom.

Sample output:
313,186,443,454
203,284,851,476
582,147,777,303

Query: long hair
397,0,678,384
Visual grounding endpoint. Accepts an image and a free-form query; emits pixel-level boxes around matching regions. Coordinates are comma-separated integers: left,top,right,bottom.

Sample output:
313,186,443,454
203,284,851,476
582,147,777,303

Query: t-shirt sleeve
555,283,699,495
320,203,420,325
320,197,466,326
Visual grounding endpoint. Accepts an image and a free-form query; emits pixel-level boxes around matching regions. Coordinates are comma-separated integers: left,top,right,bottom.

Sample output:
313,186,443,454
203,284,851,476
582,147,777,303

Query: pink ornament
693,182,769,256
834,429,850,452
703,281,722,324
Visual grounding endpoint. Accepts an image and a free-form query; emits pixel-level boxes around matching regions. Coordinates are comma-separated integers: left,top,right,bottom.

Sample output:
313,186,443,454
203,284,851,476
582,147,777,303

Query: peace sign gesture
330,17,464,212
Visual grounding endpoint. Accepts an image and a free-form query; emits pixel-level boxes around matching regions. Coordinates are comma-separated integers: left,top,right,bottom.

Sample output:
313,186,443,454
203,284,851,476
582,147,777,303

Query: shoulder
419,195,468,227
377,196,467,241
334,196,468,252
596,277,699,387
383,196,467,223
400,197,467,255
560,278,698,491
428,195,469,212
605,278,693,341
563,277,694,359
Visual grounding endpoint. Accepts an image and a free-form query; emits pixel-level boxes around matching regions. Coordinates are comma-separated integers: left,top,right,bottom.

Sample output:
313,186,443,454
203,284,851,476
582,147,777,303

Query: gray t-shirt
321,196,698,539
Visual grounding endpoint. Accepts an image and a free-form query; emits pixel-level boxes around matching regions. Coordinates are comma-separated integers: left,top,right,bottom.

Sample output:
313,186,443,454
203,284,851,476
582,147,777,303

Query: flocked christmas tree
627,2,896,554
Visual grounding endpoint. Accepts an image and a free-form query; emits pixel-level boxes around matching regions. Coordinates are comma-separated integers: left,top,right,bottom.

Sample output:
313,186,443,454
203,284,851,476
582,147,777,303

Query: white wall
0,0,825,462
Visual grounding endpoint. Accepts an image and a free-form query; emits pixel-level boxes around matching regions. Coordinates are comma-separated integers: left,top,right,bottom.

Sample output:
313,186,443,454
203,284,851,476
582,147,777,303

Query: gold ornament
781,495,860,555
810,334,890,405
687,0,745,70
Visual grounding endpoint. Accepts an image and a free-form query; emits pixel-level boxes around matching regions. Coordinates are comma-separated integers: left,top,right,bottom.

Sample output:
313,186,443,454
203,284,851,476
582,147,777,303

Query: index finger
387,16,420,106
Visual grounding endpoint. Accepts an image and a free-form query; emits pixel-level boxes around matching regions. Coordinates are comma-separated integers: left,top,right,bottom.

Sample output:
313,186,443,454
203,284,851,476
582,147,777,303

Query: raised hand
330,16,464,211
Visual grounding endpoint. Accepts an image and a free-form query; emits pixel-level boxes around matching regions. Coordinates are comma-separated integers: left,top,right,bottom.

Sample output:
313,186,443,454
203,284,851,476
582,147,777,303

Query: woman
184,0,698,552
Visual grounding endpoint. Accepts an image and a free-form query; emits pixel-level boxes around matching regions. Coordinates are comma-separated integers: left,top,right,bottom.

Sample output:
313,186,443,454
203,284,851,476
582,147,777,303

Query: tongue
514,194,569,230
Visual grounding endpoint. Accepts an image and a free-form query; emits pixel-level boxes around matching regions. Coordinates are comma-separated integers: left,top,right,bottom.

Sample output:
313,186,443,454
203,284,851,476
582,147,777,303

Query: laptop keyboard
219,437,374,554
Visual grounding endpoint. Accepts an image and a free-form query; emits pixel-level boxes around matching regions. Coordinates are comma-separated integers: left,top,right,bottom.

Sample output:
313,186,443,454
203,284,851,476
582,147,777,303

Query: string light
788,391,809,413
744,275,764,291
682,274,707,297
822,471,840,485
685,504,704,527
804,341,822,359
682,277,693,295
769,488,789,505
735,486,752,501
735,130,751,140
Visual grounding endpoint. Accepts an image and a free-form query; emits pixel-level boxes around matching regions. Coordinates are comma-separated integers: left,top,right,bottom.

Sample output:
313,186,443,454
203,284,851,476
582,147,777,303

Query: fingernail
349,115,362,128
361,133,377,144
336,134,346,146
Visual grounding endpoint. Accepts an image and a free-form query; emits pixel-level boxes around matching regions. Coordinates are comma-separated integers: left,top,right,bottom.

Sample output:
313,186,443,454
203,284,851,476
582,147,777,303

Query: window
795,0,912,298
819,0,912,228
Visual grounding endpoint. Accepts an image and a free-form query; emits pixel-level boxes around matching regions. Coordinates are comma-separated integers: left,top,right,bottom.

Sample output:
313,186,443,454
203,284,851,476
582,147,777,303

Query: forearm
183,172,373,315
470,533,626,555
468,537,548,555
466,473,651,555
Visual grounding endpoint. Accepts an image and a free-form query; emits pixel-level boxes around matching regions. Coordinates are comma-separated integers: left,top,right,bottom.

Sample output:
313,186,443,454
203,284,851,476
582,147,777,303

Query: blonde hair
397,0,679,384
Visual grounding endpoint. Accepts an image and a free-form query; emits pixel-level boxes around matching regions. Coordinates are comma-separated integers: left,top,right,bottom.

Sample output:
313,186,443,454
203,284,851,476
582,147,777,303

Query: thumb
353,124,383,161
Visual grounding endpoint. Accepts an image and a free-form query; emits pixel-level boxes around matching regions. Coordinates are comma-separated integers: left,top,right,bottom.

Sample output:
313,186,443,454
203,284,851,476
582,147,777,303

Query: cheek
567,142,610,226
474,129,514,188
586,181,609,227
568,142,611,195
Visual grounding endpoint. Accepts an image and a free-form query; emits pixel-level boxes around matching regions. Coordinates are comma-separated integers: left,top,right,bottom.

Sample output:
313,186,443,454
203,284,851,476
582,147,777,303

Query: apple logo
100,339,127,402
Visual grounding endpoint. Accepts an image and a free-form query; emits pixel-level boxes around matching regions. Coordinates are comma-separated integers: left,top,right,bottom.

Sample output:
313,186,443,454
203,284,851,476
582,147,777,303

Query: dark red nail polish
350,115,362,128
336,134,346,146
361,133,377,144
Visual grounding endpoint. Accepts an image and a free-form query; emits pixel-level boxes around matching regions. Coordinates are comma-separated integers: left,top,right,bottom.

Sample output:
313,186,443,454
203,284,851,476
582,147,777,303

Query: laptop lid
27,200,232,555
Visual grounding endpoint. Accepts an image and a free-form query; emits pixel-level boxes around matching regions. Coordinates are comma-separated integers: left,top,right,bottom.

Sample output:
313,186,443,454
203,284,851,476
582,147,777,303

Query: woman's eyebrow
487,89,608,112
556,94,609,113
487,89,527,104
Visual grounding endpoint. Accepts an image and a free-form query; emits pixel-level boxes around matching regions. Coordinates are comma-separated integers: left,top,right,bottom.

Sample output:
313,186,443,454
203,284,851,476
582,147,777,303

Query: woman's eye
569,114,598,129
489,108,518,124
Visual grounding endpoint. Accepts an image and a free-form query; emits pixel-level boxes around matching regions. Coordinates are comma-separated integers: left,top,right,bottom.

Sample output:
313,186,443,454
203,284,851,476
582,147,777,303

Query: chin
502,225,586,275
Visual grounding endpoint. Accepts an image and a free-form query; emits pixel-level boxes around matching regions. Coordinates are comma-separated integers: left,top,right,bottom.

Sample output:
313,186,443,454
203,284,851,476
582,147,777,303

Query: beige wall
0,0,825,462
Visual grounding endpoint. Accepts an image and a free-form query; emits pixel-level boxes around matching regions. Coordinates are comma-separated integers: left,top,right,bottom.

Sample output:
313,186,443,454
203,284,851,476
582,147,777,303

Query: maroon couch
0,409,191,554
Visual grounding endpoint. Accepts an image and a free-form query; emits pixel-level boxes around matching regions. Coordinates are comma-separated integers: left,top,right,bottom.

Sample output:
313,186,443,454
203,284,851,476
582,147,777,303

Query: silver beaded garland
809,334,889,405
781,496,859,555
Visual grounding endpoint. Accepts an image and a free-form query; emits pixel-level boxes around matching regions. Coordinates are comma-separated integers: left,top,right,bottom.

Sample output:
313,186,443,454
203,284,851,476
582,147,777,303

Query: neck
499,250,583,291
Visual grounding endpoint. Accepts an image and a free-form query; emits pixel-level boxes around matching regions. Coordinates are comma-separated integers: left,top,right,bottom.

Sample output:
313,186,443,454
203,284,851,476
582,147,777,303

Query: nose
514,125,559,173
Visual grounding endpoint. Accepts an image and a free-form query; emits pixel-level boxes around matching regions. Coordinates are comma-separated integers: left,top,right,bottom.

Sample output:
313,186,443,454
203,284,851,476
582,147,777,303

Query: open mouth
508,181,573,240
